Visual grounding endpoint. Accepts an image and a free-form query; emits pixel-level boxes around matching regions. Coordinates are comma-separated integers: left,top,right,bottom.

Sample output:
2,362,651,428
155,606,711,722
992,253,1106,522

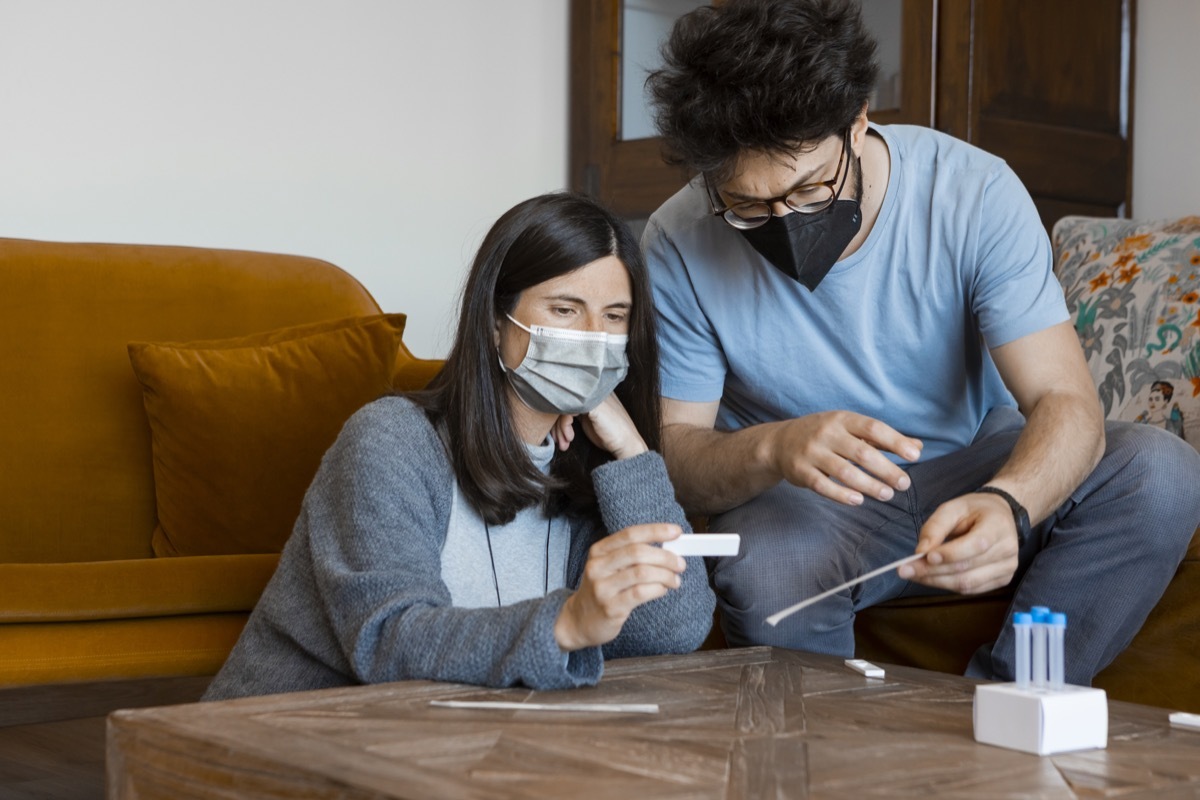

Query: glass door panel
620,0,706,141
861,0,905,112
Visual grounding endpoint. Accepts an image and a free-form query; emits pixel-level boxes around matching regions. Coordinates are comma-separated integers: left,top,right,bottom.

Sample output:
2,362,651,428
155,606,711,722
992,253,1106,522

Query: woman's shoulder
344,394,436,437
331,395,446,466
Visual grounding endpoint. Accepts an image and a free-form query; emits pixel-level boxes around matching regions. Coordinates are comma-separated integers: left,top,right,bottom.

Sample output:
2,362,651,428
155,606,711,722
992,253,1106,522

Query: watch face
976,487,1029,545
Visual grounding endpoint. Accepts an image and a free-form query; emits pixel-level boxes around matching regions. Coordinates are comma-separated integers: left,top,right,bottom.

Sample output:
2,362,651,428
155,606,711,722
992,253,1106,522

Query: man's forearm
985,392,1105,524
662,422,783,516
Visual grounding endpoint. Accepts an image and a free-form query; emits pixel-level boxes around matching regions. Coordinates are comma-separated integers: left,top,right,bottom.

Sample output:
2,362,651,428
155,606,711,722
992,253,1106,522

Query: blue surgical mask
500,315,629,415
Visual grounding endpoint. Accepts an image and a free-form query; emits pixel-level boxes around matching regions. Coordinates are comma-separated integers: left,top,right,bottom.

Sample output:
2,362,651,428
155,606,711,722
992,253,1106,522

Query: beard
846,149,864,206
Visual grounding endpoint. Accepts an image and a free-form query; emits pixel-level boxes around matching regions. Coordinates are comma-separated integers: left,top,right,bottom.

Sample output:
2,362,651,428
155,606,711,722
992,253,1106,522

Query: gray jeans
709,408,1200,684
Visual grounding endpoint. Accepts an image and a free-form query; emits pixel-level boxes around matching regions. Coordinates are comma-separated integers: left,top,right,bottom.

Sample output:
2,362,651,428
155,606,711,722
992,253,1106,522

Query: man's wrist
756,420,788,478
974,485,1032,546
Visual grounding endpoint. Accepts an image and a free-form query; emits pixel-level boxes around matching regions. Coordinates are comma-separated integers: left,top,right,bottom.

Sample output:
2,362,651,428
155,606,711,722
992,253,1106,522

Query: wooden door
569,0,694,220
937,0,1135,227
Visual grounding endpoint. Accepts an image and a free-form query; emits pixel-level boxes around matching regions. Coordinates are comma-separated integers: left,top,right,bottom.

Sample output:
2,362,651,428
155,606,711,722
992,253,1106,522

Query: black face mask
740,198,862,291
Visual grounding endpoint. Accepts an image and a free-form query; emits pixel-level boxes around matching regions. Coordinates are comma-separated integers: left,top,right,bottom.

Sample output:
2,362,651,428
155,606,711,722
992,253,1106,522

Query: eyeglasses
706,129,852,230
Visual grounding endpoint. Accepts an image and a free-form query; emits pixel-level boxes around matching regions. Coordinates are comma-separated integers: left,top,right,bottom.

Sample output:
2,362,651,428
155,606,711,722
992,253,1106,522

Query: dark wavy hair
647,0,879,183
410,192,661,525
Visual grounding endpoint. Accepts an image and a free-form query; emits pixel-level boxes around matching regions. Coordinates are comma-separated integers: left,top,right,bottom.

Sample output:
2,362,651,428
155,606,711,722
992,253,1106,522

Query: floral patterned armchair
1055,215,1200,446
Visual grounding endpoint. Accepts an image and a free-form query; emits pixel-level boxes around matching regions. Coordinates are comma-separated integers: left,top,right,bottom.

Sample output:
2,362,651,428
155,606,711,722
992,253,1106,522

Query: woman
204,192,715,699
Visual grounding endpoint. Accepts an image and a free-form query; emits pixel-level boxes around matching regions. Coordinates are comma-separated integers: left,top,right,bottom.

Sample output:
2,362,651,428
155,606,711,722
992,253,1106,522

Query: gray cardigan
204,396,715,700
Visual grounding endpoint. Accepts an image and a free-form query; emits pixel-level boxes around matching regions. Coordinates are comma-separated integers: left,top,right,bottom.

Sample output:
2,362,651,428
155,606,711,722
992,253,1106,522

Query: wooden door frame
569,0,692,219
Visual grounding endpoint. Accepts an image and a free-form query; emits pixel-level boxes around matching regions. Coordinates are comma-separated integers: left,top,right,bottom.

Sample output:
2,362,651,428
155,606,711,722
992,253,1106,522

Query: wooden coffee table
107,647,1200,798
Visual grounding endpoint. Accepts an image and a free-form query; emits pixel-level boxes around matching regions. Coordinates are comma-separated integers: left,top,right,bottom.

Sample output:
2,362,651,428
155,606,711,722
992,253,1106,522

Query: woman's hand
551,394,648,460
554,523,686,651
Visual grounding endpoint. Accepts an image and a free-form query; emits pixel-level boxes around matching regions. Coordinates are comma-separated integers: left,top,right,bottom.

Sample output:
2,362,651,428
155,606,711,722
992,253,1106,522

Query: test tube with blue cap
1013,611,1032,688
1030,606,1051,688
1048,612,1066,690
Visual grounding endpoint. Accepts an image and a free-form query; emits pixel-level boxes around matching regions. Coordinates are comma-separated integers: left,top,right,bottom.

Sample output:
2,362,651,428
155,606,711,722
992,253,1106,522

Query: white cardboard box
973,682,1108,756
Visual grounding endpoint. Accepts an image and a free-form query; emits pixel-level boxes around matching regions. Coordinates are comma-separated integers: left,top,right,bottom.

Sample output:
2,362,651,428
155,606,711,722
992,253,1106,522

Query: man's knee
710,544,839,611
1104,424,1199,496
1099,423,1200,554
714,577,854,650
709,534,857,648
717,594,853,649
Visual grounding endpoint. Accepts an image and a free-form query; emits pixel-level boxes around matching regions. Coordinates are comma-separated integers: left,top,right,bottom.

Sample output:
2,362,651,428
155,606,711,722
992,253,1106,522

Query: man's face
716,130,862,221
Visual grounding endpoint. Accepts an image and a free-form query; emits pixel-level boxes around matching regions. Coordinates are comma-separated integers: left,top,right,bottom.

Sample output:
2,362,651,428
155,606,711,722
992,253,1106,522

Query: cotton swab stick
429,700,659,714
765,552,926,626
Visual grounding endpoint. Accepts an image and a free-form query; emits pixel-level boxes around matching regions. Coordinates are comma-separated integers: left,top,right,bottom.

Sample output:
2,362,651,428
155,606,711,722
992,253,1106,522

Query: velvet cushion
129,314,405,556
1054,215,1200,450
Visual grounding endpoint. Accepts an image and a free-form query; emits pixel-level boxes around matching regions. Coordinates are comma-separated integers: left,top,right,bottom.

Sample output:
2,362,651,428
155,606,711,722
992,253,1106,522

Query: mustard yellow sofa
0,237,438,686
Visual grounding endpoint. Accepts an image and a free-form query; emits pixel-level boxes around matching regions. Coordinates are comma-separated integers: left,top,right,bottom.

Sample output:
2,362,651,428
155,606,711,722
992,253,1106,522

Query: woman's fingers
588,523,681,558
584,557,682,598
557,524,688,650
553,414,576,451
580,395,649,459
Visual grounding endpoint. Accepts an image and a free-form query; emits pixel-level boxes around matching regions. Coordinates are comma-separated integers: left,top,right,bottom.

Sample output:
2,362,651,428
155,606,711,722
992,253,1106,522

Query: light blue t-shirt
643,124,1069,461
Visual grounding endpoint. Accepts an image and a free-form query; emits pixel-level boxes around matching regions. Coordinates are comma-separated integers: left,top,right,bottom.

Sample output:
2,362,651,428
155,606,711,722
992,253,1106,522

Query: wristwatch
974,486,1031,546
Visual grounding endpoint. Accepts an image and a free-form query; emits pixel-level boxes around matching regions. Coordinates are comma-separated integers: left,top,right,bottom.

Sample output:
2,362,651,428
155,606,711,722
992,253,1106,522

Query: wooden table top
107,647,1200,799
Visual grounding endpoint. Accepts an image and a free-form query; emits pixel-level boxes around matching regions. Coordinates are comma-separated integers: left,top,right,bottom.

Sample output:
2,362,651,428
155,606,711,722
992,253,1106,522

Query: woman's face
499,255,632,370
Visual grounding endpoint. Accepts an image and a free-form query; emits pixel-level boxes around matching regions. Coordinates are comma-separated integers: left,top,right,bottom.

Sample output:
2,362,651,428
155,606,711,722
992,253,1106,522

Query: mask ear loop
495,315,536,407
499,314,532,376
506,314,533,333
508,313,611,343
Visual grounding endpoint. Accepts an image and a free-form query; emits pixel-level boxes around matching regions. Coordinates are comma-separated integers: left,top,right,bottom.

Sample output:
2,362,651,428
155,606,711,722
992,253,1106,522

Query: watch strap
974,486,1031,546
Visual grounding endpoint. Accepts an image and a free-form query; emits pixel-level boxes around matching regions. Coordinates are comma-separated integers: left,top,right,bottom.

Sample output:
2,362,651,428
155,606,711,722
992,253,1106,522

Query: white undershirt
440,437,570,608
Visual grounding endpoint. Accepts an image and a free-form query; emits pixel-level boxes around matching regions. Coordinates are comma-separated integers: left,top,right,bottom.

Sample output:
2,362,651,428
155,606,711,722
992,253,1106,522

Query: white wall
2,1,1195,359
0,1,568,358
1133,0,1200,219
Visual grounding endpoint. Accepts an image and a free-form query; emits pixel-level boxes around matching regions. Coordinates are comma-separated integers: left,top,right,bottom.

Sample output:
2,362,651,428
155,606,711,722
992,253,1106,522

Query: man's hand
554,523,686,651
768,411,923,506
898,493,1021,594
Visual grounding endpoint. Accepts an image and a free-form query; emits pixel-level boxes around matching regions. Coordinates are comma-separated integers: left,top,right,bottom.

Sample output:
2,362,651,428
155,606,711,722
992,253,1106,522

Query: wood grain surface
107,648,1200,799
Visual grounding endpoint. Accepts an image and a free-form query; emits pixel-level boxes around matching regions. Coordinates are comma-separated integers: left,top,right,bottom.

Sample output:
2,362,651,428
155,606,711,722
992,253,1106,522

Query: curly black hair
647,0,879,183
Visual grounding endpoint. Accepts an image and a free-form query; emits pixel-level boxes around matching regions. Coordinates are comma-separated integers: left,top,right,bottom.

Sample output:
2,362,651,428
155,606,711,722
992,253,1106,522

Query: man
642,0,1200,684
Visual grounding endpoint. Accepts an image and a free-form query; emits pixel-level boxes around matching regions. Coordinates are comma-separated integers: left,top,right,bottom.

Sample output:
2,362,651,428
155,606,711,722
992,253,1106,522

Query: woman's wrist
554,596,583,651
612,437,649,460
